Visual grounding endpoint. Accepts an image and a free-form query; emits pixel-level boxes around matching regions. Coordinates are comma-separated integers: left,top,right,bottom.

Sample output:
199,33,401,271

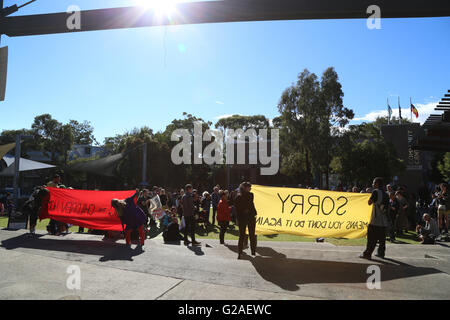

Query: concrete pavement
0,229,449,300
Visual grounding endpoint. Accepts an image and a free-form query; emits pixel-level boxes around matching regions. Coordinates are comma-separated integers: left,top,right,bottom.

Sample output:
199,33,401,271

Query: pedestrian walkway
0,229,449,300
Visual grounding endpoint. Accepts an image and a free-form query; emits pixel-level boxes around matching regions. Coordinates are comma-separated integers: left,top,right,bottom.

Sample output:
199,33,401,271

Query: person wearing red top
216,190,231,245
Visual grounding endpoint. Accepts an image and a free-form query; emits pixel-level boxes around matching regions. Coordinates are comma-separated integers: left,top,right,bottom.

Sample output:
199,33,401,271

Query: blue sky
1,0,449,143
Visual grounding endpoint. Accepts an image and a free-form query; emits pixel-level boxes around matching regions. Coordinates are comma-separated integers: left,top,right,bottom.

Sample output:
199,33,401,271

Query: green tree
57,124,75,166
0,129,37,157
215,115,269,131
438,153,450,182
331,122,405,186
31,114,64,162
69,120,98,145
277,68,354,187
372,116,411,128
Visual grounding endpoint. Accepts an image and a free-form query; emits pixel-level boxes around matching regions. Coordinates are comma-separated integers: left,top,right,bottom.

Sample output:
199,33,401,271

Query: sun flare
137,0,179,17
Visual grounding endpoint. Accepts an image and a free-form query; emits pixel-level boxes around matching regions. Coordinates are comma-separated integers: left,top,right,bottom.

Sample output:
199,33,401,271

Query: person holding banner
360,177,389,260
235,182,257,259
111,190,147,250
138,189,151,236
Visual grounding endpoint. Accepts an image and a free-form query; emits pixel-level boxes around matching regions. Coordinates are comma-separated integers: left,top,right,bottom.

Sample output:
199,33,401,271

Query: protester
437,182,449,235
217,190,231,245
45,175,70,235
201,191,211,225
429,191,439,219
160,189,168,209
176,192,184,220
386,184,394,193
416,213,439,244
229,189,238,224
163,215,183,243
181,184,200,246
211,186,220,226
23,186,49,236
235,182,257,259
138,189,151,236
111,190,147,250
161,209,172,230
360,177,389,260
387,191,399,242
396,191,409,234
46,174,61,188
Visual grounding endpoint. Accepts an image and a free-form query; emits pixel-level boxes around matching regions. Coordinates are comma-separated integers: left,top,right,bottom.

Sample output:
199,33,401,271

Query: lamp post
141,143,148,187
12,134,32,207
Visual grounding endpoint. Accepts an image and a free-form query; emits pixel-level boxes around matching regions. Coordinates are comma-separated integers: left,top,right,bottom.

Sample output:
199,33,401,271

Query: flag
411,103,419,118
387,100,392,123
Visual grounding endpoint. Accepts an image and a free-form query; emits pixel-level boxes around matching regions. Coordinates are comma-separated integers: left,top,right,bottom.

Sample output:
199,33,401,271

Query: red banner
40,188,136,231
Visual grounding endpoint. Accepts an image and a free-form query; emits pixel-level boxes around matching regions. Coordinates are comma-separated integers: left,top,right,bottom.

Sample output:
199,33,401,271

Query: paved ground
0,229,449,300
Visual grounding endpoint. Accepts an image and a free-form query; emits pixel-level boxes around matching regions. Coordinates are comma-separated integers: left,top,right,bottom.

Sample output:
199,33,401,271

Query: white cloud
352,101,440,125
215,101,225,105
215,114,238,120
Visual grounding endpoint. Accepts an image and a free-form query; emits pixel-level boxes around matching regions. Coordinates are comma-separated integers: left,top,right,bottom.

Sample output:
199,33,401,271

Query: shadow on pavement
1,233,144,262
225,244,444,291
187,245,205,256
99,246,144,262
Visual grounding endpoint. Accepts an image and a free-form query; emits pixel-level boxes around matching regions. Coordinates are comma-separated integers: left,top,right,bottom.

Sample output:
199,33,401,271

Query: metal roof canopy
414,89,450,151
0,154,55,176
1,0,450,37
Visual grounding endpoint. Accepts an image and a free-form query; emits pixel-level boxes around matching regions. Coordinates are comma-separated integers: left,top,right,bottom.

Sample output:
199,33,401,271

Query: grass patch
0,215,420,246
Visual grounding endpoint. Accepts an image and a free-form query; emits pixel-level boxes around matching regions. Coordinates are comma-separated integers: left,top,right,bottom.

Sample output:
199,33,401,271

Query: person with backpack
360,177,390,260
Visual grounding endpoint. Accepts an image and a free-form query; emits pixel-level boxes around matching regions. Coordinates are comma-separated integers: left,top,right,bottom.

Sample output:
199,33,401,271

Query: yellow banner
253,185,372,239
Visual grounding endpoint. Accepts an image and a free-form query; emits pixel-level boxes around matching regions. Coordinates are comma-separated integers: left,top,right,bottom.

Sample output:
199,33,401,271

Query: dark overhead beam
1,0,450,37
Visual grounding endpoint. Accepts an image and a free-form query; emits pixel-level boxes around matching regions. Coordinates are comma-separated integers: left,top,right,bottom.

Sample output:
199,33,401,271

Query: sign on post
0,46,8,101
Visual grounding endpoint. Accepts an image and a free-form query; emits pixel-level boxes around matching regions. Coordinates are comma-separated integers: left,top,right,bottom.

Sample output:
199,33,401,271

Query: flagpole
387,98,390,125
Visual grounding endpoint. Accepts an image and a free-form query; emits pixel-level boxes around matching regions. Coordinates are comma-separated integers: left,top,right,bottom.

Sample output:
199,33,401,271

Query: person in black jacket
235,182,257,259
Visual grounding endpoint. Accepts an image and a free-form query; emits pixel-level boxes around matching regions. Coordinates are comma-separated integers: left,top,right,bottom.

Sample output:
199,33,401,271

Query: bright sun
137,0,179,16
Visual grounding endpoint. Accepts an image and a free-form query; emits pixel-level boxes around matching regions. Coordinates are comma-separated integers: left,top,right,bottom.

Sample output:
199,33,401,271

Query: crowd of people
360,178,448,260
3,172,449,260
117,182,258,259
16,174,257,259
